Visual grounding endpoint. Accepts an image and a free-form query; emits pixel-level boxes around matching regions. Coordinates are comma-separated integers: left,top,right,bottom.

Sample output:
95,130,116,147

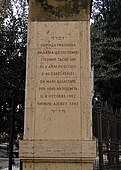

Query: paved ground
1,166,19,170
0,158,20,170
0,144,19,169
0,146,8,158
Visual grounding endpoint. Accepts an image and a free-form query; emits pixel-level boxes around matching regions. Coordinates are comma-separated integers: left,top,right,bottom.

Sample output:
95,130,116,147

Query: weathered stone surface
29,0,91,21
23,162,93,170
23,21,93,140
20,0,96,169
20,140,96,161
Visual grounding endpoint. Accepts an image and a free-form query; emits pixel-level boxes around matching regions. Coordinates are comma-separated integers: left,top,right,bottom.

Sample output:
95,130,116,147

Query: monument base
22,162,94,170
19,139,96,170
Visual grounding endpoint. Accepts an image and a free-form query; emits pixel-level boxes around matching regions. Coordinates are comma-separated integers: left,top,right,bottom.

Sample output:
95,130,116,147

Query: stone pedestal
19,0,96,169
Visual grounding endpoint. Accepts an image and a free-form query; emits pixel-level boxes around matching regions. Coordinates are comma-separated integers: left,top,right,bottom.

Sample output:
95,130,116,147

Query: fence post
97,100,103,170
9,97,15,170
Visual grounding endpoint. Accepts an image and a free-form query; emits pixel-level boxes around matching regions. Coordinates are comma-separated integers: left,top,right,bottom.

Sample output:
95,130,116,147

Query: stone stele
19,0,96,170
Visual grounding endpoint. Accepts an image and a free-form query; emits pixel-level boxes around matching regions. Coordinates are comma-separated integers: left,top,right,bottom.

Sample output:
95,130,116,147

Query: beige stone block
81,109,92,140
25,77,36,109
79,21,91,78
23,21,94,141
22,162,93,170
23,108,35,140
26,50,36,78
34,163,93,170
36,22,80,48
19,140,34,158
80,77,92,111
19,140,96,161
35,107,81,139
23,162,34,170
81,140,96,159
34,140,82,159
81,163,94,170
28,22,37,49
80,77,92,139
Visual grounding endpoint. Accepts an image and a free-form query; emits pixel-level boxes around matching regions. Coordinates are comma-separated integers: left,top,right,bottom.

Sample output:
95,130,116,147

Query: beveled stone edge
20,158,95,163
19,140,96,162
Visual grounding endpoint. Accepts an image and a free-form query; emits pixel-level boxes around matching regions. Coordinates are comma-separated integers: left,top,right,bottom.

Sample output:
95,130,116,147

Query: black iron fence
93,100,121,170
0,96,24,170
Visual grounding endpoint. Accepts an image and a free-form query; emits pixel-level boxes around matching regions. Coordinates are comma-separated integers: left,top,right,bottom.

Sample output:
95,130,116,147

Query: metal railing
93,100,121,170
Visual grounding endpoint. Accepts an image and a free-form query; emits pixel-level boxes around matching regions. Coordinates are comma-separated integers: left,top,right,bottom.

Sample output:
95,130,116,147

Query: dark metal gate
93,100,121,170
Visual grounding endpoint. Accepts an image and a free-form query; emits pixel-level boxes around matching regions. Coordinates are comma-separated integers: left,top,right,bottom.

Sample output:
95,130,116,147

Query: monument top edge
27,0,93,3
28,0,92,21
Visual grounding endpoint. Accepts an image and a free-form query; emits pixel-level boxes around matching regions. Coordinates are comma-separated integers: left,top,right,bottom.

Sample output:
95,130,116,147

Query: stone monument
19,0,96,170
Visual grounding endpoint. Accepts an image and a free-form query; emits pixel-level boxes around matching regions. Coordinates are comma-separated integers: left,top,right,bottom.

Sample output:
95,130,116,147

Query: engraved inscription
36,23,80,116
32,23,83,138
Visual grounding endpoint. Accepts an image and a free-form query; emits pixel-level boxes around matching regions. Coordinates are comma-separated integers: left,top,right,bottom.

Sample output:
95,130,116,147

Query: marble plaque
34,22,81,139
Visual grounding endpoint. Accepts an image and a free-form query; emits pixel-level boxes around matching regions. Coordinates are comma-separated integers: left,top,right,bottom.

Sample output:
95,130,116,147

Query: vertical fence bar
98,113,103,170
9,98,15,170
115,116,119,169
97,99,103,170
